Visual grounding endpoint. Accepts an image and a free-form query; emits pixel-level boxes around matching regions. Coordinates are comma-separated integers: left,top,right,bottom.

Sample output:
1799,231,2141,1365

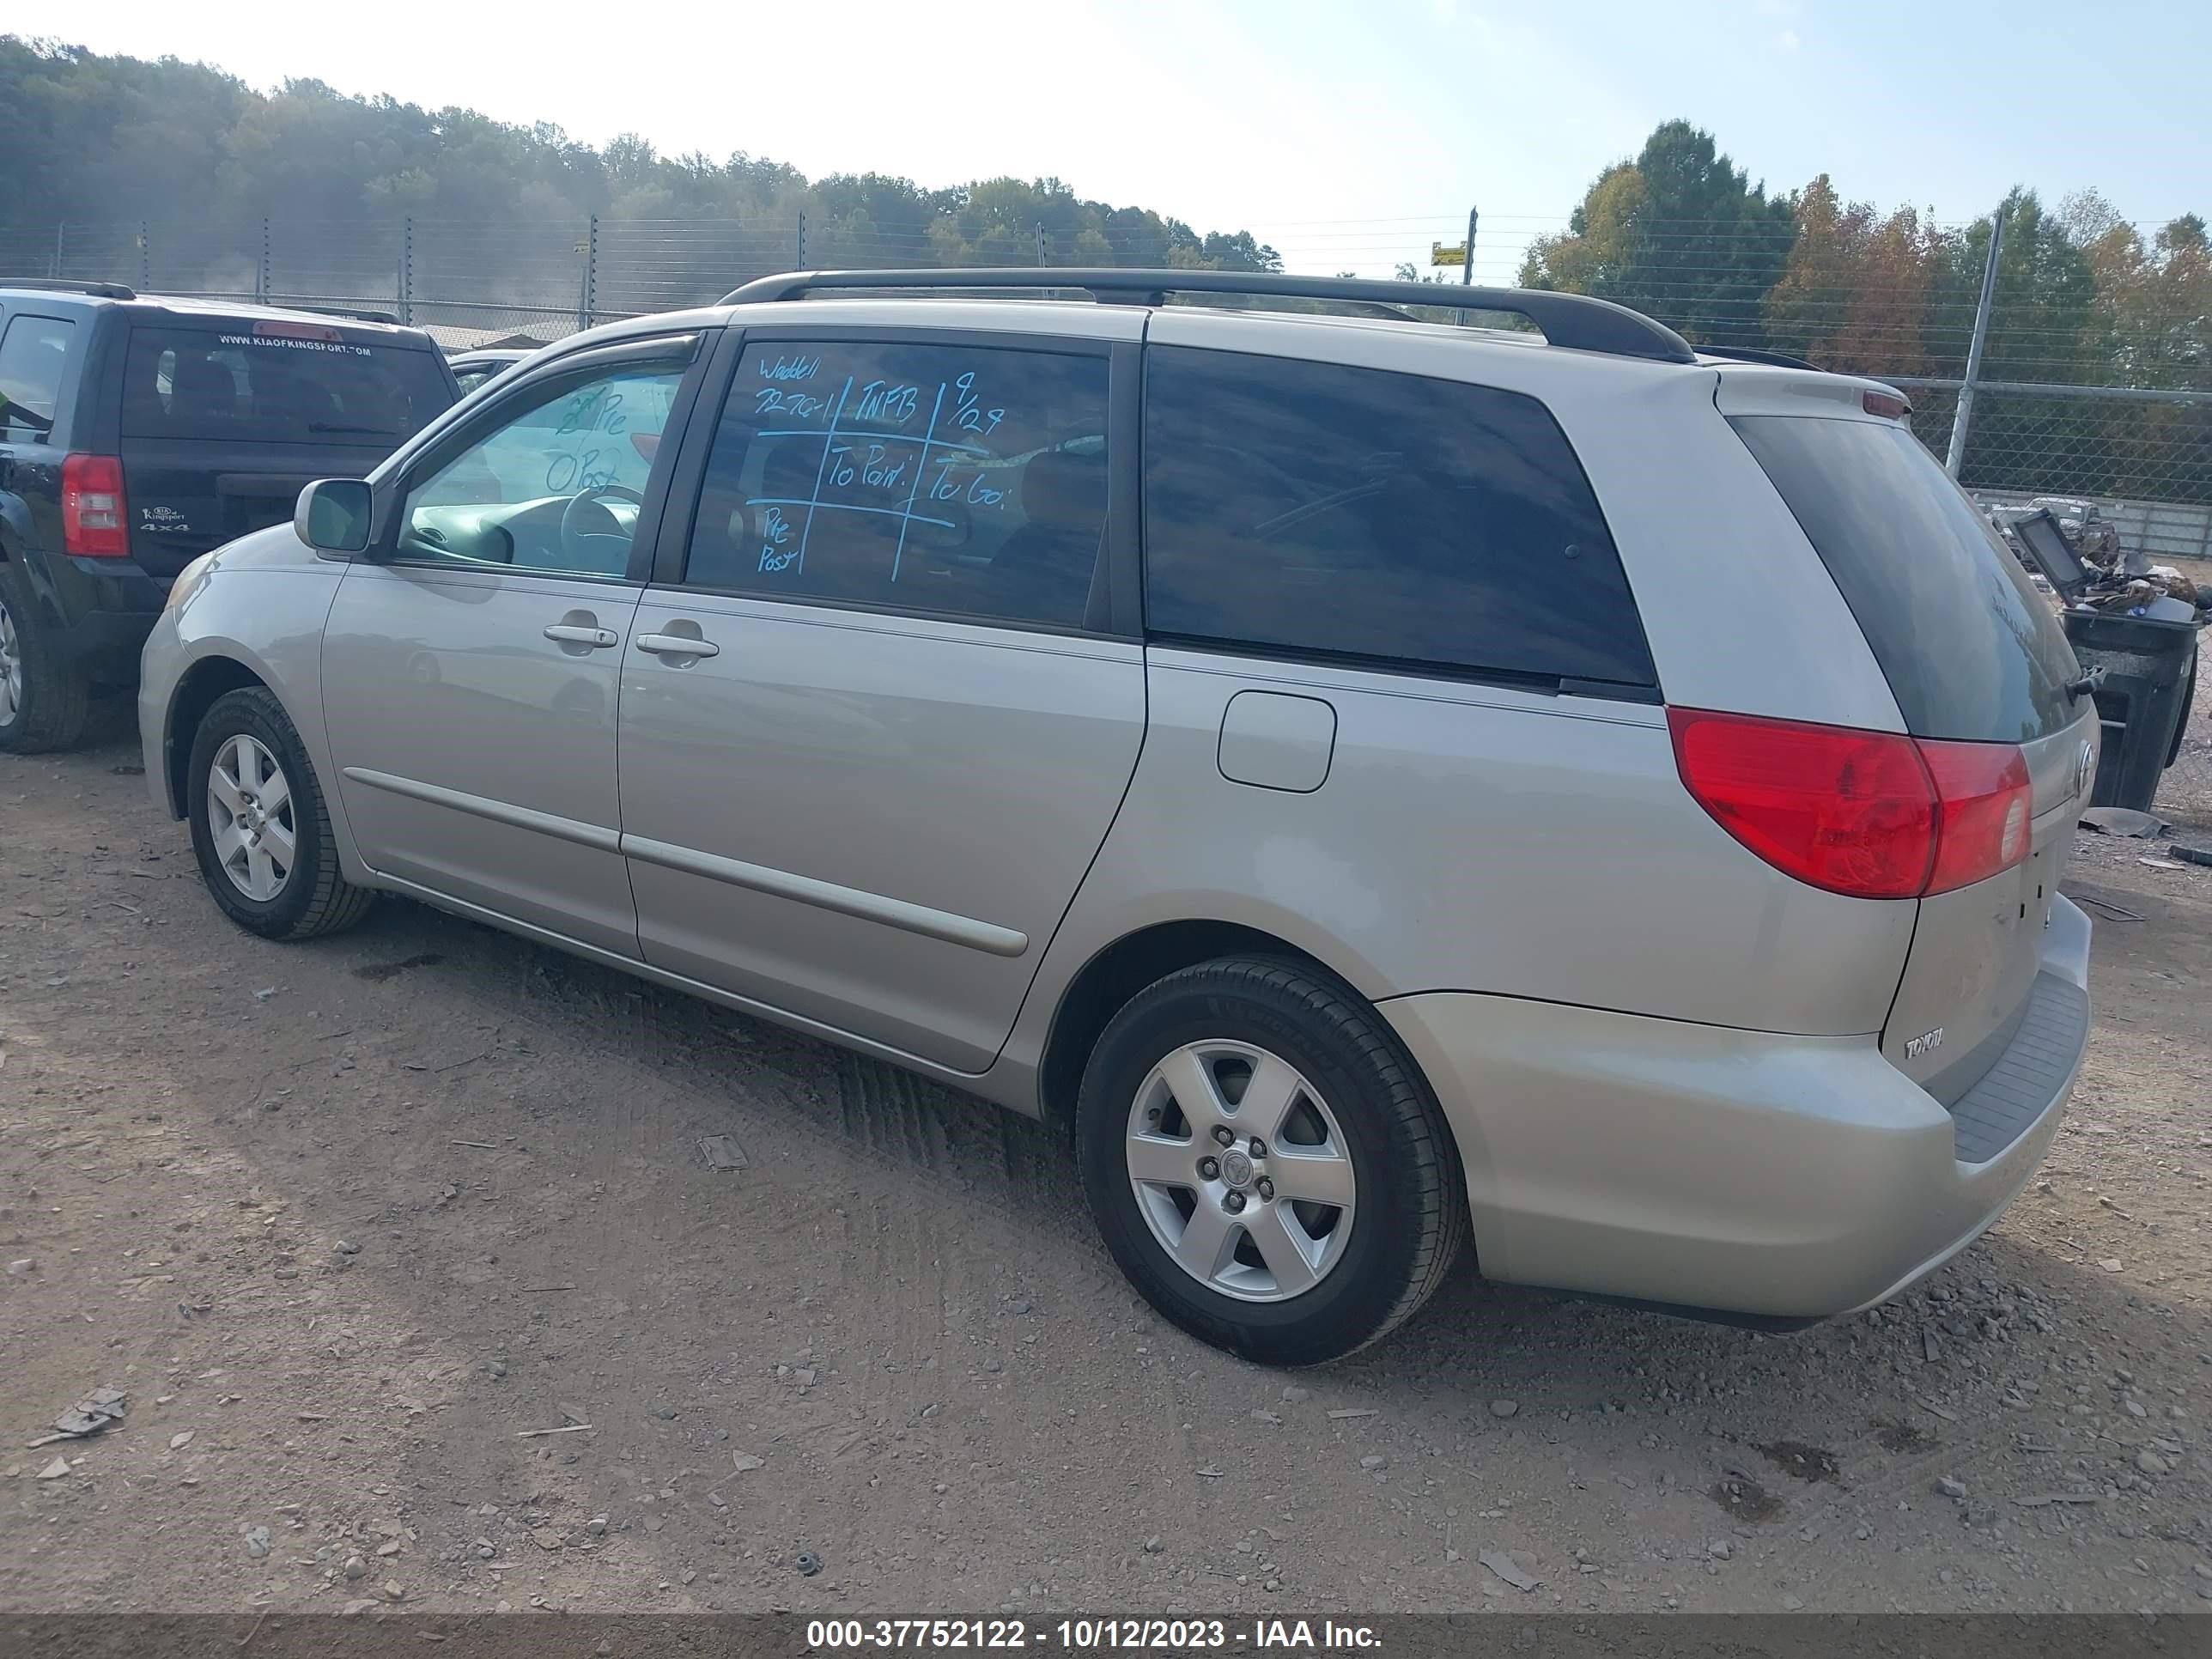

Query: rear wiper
2065,666,2106,702
307,422,401,436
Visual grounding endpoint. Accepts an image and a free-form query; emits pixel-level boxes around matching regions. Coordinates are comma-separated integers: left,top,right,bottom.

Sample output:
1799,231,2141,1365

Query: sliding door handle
635,632,720,659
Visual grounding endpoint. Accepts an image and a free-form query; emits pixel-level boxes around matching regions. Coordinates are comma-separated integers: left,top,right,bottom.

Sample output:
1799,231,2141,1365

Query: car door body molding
340,765,621,854
620,831,1030,957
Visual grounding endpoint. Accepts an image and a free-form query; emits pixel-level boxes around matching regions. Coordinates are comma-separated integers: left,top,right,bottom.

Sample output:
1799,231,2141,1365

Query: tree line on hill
3,38,2203,497
0,37,1280,277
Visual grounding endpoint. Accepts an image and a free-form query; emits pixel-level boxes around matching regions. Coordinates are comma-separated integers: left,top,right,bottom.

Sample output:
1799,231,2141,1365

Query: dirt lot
3,690,2209,1619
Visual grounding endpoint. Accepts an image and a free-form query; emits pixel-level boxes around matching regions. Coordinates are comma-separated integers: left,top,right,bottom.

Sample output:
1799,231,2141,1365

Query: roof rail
0,276,136,300
719,268,1697,364
1692,344,1820,371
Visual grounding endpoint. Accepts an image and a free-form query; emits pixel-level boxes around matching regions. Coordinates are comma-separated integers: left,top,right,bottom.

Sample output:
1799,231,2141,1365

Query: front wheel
1075,957,1468,1365
185,686,376,940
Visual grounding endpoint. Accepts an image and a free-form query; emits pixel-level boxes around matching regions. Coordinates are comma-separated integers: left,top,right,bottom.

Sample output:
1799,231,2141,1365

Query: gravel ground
1,685,2209,1617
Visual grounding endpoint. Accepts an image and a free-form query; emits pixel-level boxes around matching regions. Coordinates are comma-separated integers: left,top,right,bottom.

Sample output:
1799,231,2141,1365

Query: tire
0,560,92,754
185,686,376,941
1075,957,1468,1365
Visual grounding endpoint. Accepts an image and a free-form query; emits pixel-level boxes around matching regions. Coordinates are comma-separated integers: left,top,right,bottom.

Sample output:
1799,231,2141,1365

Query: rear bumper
1381,895,2093,1320
13,549,167,684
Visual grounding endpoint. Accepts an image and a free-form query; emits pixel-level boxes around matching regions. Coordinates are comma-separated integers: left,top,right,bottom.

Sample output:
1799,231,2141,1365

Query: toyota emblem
2074,738,2095,800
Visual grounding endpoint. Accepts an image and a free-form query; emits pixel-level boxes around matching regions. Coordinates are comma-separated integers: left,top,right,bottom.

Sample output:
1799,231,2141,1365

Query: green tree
1522,120,1796,349
1765,174,1936,374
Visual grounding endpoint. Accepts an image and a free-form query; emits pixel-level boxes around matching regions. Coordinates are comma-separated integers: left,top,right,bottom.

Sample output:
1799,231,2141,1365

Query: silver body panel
322,563,644,958
1042,647,1917,1036
616,594,1145,1073
138,295,2094,1326
1380,895,2091,1314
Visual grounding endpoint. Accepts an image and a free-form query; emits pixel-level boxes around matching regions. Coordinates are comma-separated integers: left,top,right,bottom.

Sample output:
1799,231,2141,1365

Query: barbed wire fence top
5,209,2204,510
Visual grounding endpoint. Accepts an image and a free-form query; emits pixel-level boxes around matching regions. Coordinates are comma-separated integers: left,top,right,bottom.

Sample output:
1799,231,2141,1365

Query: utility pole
577,216,599,331
795,211,808,270
1948,204,2008,479
399,217,415,325
1462,206,1477,287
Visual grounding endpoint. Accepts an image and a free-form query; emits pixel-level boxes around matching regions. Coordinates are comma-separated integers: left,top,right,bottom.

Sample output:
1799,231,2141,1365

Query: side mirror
295,478,374,555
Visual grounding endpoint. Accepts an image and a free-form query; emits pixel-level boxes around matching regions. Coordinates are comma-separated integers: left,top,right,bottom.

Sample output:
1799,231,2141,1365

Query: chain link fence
5,214,2206,514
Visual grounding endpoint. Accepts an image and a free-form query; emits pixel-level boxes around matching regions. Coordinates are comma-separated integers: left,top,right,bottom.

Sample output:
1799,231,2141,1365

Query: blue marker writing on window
860,444,907,490
755,387,831,420
854,380,921,424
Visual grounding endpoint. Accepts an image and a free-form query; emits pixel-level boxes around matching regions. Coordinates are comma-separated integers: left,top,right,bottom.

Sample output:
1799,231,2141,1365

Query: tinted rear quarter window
120,326,450,447
1142,346,1655,690
1730,416,2079,743
0,313,75,441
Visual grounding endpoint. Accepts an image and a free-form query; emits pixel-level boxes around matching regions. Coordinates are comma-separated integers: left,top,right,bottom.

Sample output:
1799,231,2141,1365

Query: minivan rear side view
0,280,457,751
137,269,2094,1364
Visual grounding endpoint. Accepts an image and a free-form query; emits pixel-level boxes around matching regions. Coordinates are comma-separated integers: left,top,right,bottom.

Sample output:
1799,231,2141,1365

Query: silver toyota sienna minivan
138,269,2095,1364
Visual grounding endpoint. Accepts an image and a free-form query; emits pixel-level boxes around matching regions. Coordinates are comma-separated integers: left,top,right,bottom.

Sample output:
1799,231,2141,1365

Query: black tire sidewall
1076,963,1446,1365
0,559,88,752
185,689,337,940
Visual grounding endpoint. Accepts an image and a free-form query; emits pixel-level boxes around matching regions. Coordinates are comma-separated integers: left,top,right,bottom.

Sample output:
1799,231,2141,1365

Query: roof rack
719,268,1697,365
1692,344,1820,371
0,276,136,300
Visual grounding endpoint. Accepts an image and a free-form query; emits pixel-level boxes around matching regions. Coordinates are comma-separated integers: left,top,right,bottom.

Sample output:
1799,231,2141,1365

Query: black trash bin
2060,608,2199,812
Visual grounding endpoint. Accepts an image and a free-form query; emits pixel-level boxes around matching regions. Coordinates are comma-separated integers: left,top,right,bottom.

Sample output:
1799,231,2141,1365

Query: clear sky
46,0,2211,278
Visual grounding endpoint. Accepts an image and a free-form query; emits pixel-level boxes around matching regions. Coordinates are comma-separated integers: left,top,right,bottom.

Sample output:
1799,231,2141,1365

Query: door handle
544,623,619,648
635,632,720,659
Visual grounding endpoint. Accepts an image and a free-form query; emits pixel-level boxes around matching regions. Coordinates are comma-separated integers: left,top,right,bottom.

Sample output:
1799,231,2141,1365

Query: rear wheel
1075,957,1468,1365
186,686,375,940
0,562,92,753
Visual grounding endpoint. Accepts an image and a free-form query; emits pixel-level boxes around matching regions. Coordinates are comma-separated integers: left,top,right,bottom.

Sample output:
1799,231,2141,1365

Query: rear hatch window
1729,415,2079,742
121,325,449,447
1733,411,2092,1133
116,323,452,572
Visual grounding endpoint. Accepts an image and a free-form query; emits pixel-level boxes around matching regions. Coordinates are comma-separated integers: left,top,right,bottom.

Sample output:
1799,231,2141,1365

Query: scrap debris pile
1990,496,2206,618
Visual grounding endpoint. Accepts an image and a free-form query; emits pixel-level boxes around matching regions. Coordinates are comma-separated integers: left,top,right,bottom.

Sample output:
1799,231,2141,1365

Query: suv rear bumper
1380,894,2092,1321
12,549,167,685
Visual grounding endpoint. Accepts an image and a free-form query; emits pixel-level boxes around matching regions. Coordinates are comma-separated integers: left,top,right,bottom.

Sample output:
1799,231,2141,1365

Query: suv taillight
1668,708,2031,901
62,454,129,556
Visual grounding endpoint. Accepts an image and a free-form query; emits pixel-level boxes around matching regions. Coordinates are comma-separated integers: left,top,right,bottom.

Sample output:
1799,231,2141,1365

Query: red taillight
1668,708,1936,898
1668,708,2030,901
1918,738,2032,894
62,454,129,557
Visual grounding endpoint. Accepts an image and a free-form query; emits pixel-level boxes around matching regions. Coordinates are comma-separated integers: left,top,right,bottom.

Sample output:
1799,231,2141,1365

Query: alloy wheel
207,733,297,902
1124,1040,1358,1302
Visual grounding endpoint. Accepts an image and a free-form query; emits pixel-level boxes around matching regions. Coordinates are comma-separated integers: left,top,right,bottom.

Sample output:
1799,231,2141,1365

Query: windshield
120,325,451,446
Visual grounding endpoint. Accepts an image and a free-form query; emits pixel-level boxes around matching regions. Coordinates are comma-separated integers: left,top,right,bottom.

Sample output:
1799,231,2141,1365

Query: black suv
0,280,459,750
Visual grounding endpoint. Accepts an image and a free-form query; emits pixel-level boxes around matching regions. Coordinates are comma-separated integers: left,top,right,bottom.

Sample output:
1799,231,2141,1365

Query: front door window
400,363,686,577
